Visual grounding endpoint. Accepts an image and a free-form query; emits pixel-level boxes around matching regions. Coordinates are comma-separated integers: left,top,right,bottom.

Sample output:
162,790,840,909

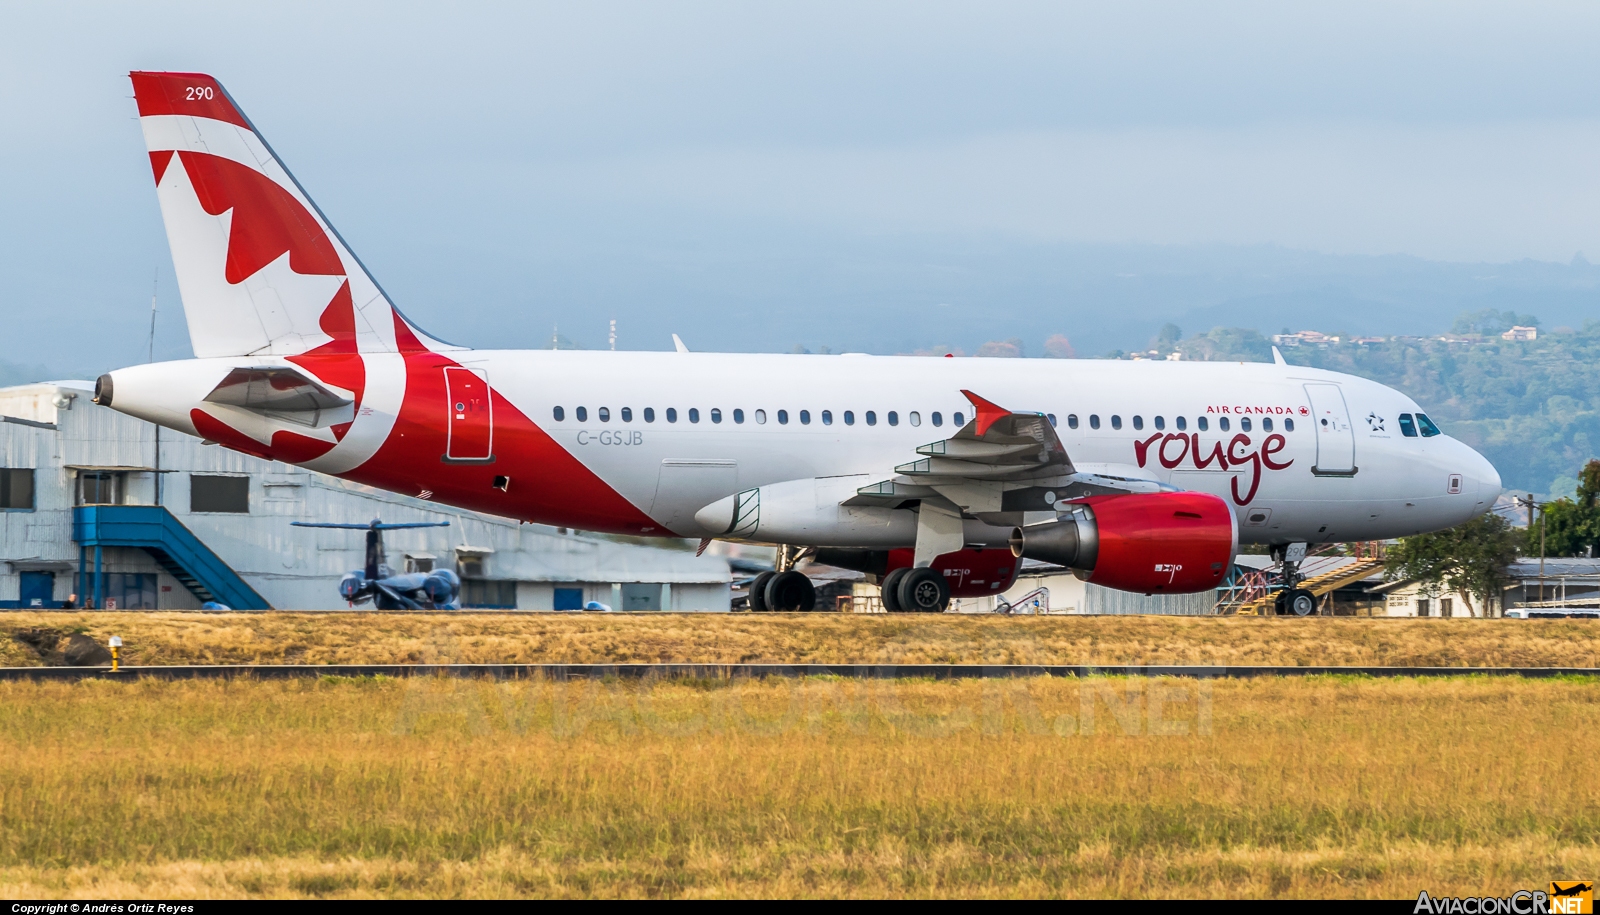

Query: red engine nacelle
884,547,1020,598
1009,491,1237,594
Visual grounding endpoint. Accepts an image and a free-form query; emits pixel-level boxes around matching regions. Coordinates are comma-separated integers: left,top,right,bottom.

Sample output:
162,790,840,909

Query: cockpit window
1416,413,1441,437
1398,413,1417,437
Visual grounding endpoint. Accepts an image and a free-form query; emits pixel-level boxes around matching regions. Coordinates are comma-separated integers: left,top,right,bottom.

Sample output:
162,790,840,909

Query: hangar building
0,382,731,611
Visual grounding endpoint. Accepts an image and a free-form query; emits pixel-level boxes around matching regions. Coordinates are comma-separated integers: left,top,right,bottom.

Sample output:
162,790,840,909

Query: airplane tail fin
129,72,456,359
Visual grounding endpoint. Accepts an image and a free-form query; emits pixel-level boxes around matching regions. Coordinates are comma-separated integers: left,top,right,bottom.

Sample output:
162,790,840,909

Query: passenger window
908,411,920,427
1089,414,1100,429
644,407,655,422
1047,413,1057,426
621,407,632,422
843,411,855,425
953,412,964,426
598,407,610,422
823,410,834,425
1262,417,1272,432
553,406,565,421
1197,416,1208,431
666,408,677,423
1132,416,1143,431
866,411,877,426
733,408,745,424
754,409,766,424
1219,417,1230,432
778,409,789,424
931,412,943,427
1284,417,1294,432
1067,414,1079,429
1176,416,1186,431
689,408,700,423
1111,415,1122,430
1399,414,1417,437
710,408,722,423
1240,417,1251,432
800,410,811,425
1416,413,1441,437
887,411,898,426
1154,416,1165,430
576,406,588,422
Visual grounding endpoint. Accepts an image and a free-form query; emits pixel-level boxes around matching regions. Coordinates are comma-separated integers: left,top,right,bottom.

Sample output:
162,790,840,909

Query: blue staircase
72,506,271,610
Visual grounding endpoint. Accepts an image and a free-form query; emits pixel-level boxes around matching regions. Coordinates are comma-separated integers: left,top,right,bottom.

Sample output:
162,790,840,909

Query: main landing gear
746,555,817,613
881,567,950,613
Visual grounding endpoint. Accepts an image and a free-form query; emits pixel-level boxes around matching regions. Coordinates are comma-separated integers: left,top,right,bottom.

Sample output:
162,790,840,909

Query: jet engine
1008,492,1236,594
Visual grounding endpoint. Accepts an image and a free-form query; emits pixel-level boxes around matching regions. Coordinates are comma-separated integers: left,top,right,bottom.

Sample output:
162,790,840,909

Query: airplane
95,71,1503,615
289,518,461,610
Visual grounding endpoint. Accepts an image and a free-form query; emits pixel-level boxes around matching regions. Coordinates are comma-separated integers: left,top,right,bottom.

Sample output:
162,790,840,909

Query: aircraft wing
846,390,1168,520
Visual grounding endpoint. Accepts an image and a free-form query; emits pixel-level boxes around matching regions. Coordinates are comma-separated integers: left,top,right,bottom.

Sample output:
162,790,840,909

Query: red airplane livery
97,72,1502,613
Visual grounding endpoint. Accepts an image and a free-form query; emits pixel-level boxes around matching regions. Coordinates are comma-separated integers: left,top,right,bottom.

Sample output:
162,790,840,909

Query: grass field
1,674,1596,898
5,611,1600,668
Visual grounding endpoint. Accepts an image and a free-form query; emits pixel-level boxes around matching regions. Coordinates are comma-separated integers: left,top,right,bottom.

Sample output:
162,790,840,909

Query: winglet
672,334,690,353
1272,346,1287,365
960,389,1010,436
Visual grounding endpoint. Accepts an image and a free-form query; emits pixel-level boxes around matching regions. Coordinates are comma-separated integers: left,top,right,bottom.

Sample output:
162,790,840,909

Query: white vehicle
96,72,1502,612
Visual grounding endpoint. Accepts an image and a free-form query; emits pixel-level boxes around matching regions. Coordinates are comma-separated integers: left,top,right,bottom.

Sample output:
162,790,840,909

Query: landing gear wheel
765,570,816,612
897,567,951,613
1286,588,1318,617
748,571,776,612
880,568,909,612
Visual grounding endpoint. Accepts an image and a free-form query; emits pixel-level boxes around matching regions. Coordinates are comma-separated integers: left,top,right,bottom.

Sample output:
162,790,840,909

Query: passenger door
443,367,494,462
1303,383,1356,475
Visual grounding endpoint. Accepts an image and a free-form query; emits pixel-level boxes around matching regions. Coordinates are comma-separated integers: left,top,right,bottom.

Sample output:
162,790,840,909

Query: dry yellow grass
4,611,1600,668
1,675,1597,898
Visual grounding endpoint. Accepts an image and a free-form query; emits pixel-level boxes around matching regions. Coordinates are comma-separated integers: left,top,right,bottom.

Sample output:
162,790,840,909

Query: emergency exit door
444,367,494,462
1303,383,1356,475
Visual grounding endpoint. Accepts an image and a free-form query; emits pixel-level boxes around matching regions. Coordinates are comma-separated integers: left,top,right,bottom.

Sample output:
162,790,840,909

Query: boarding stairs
1229,558,1385,616
72,505,271,610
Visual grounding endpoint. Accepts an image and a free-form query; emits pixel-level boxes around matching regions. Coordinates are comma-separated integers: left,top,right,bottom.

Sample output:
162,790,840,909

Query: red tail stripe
130,72,251,131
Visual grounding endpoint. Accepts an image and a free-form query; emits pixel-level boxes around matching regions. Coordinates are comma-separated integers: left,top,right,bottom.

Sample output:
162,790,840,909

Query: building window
1416,598,1430,617
1440,597,1454,618
575,406,588,422
0,469,34,510
1067,414,1079,429
77,472,122,506
457,553,487,577
666,408,677,423
598,407,610,422
191,475,249,513
621,407,633,422
462,579,516,609
552,406,565,421
98,572,157,610
553,586,584,611
644,407,655,422
405,556,434,573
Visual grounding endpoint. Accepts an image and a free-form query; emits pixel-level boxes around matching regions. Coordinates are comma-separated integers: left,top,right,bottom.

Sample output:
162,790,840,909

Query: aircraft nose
1459,440,1502,507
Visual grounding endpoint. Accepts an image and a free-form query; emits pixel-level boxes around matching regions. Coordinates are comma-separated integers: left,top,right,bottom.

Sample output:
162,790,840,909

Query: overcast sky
4,1,1600,368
